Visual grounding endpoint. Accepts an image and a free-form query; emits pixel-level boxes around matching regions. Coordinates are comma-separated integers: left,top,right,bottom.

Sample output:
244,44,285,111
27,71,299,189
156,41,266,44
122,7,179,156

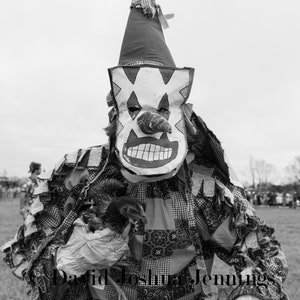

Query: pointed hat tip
118,1,176,67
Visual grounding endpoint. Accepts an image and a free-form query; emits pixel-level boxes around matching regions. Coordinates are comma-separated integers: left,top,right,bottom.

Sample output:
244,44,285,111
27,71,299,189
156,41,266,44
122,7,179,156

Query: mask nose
137,111,172,134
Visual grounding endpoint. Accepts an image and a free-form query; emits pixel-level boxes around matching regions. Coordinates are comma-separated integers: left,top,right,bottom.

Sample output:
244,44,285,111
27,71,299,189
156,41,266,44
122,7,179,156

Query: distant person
272,192,277,207
246,191,251,202
256,193,262,205
20,162,42,220
293,192,298,209
269,192,273,206
13,187,18,199
282,192,287,207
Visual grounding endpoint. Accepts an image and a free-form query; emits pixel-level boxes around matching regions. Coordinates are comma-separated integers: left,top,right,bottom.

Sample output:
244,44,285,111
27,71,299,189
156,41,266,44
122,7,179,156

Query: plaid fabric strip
195,213,211,241
105,284,138,300
171,190,188,220
140,257,171,286
185,191,197,228
128,182,148,204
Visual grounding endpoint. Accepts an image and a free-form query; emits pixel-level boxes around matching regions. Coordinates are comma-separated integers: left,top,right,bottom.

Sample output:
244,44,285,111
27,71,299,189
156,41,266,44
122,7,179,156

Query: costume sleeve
194,176,288,300
1,145,110,299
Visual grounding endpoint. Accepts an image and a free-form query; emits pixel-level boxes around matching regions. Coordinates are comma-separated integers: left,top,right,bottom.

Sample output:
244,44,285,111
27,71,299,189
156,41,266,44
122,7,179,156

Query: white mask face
109,66,194,176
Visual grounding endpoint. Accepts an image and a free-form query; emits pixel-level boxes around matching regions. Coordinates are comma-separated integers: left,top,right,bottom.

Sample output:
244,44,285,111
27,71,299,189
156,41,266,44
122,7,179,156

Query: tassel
131,0,174,29
157,5,174,30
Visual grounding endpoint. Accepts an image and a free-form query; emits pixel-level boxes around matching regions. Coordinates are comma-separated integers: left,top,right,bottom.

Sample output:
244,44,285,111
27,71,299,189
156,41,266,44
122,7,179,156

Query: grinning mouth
122,130,178,168
127,144,172,161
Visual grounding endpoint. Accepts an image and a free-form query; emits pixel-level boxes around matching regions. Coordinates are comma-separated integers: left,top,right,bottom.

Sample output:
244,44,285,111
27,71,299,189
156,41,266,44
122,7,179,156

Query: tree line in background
248,155,300,195
1,156,300,201
0,172,28,201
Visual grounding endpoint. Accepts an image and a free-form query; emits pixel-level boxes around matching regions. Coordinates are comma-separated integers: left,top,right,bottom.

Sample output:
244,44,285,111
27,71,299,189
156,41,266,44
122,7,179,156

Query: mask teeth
127,143,172,161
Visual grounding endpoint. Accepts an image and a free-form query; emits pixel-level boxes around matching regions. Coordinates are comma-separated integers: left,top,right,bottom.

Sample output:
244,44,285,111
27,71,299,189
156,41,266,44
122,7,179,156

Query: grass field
0,199,299,300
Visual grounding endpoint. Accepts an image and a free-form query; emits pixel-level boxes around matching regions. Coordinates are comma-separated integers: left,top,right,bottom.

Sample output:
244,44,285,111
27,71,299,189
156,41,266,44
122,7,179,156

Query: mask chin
123,165,173,177
120,165,181,183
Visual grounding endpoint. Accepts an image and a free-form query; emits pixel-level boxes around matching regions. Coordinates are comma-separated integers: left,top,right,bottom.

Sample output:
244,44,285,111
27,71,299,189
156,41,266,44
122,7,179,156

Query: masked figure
110,65,193,178
2,2,288,300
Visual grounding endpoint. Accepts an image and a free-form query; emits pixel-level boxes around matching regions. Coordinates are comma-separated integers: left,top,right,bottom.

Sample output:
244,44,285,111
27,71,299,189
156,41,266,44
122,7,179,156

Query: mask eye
157,107,169,114
128,106,141,113
127,91,141,120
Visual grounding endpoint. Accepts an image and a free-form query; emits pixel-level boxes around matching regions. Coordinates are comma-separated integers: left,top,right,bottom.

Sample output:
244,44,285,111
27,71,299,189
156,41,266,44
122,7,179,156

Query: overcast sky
0,0,299,183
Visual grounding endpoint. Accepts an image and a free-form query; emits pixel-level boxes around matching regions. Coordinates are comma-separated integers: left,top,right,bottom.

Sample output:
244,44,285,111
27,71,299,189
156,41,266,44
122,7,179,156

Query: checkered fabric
2,146,289,300
36,205,62,229
95,167,209,300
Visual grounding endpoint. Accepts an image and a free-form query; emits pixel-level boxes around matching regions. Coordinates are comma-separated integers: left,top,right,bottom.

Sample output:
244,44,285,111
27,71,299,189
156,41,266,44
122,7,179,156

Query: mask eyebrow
158,93,169,111
127,91,142,119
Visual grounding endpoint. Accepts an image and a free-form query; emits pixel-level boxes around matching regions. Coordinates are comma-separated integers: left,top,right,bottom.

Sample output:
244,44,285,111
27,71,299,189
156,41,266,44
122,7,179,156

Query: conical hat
118,6,175,67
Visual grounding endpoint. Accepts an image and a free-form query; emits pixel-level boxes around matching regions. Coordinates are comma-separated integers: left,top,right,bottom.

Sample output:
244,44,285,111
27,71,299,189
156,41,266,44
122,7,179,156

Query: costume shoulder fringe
35,144,109,196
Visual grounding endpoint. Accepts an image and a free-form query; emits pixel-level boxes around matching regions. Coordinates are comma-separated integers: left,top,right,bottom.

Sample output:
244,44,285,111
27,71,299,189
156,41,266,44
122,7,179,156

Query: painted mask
108,65,194,176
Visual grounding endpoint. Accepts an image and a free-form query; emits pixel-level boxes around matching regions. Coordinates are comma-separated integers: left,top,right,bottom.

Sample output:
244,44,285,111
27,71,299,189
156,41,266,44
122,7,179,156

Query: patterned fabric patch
167,266,195,299
139,257,171,286
194,195,232,234
143,230,177,259
174,220,194,250
172,191,188,220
